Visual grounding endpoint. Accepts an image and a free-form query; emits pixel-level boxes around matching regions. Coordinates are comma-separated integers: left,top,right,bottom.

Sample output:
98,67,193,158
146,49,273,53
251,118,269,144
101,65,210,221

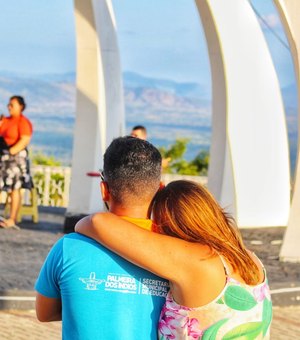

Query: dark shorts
0,149,32,192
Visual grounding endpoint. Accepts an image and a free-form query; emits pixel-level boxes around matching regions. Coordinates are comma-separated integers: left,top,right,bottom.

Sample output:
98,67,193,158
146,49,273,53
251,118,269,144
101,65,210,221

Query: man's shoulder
59,232,100,246
47,233,100,255
56,234,166,279
42,233,109,272
57,233,120,258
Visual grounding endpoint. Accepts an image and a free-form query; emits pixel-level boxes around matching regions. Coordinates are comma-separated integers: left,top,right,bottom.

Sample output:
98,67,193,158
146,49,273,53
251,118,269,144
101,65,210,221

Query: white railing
31,166,71,207
1,166,207,208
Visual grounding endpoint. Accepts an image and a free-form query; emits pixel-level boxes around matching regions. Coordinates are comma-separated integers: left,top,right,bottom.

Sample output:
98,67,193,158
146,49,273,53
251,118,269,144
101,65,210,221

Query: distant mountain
31,72,76,83
123,71,210,100
122,72,212,150
0,73,75,117
0,70,211,116
0,70,297,167
1,69,294,115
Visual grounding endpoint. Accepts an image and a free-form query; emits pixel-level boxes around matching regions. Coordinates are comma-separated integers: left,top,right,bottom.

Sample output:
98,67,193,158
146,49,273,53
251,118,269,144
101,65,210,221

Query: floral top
158,257,272,340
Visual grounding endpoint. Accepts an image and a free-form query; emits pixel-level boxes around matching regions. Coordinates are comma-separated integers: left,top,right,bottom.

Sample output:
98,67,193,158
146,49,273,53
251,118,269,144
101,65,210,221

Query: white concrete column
195,0,290,227
273,0,300,262
66,0,124,220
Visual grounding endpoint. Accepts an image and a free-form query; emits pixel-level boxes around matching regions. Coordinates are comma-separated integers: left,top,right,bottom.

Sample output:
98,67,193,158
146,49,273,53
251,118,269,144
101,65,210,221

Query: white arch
66,0,124,221
273,0,300,262
65,0,291,231
195,0,290,227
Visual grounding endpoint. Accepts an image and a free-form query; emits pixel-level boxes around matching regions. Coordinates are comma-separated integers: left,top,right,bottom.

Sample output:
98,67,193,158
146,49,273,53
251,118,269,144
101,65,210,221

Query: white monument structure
195,0,290,228
65,0,124,229
273,0,300,262
65,0,299,262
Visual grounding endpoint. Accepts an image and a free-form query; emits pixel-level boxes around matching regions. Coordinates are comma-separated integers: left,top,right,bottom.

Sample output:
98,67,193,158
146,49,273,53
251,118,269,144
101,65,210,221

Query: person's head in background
130,125,147,140
102,136,161,212
8,95,26,118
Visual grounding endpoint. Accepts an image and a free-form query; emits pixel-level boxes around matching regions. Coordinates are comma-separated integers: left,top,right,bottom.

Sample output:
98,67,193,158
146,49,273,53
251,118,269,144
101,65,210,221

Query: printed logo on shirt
79,272,169,297
140,278,169,297
79,272,105,290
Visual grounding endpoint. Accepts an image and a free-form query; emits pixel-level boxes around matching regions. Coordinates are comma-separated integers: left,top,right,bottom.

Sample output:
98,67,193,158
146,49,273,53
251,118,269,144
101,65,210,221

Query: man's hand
9,135,31,155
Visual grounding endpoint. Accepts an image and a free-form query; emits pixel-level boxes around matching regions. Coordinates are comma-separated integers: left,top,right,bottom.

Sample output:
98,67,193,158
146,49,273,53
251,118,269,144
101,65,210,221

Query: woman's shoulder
19,114,33,130
172,250,227,307
20,114,31,123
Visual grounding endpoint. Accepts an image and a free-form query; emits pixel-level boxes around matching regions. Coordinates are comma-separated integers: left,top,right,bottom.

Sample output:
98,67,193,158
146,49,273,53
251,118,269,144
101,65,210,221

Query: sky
0,0,296,90
0,0,76,76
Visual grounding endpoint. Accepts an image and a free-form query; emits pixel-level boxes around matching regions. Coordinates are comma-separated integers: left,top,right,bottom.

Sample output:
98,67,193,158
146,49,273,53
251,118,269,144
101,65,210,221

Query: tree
190,150,210,176
159,139,209,175
31,153,61,166
159,138,188,161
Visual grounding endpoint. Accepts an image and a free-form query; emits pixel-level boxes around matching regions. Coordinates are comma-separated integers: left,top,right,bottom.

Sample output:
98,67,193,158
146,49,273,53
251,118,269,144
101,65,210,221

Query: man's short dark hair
132,125,147,133
103,136,161,204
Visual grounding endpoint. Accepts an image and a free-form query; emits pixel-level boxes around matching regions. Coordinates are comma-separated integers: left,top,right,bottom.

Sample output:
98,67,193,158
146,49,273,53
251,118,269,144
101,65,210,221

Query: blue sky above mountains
0,0,296,90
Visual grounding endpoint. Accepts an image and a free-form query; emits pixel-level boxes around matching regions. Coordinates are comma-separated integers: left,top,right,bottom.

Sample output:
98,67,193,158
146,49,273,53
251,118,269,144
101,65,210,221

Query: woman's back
158,254,272,339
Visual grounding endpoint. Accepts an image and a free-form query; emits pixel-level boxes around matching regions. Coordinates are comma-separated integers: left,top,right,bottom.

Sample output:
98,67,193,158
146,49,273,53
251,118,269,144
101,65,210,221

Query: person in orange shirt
0,96,33,229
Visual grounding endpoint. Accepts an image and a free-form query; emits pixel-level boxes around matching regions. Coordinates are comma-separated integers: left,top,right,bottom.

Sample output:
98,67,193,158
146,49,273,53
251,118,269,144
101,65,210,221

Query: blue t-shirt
35,233,168,340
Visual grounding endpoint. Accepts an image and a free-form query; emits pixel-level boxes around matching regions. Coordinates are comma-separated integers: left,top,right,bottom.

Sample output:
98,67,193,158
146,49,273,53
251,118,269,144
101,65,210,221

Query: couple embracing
35,136,272,339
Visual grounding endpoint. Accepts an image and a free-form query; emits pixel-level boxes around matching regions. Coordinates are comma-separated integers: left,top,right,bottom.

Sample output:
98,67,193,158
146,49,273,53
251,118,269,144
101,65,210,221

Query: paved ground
240,227,300,306
241,227,300,289
0,306,299,339
0,207,64,293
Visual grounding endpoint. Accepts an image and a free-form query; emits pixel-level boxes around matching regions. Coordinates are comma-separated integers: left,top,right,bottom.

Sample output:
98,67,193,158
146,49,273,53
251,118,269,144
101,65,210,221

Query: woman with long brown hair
76,180,272,339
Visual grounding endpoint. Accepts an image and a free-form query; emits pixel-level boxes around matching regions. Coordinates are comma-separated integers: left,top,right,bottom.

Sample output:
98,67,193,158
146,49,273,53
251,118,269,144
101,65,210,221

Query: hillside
0,71,297,170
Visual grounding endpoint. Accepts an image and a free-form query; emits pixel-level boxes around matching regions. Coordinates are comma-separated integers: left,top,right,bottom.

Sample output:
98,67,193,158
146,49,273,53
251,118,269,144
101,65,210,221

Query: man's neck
109,202,150,219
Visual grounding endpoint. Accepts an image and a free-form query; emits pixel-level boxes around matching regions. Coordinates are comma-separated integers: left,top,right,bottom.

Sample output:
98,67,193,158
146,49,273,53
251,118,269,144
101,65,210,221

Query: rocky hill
0,71,297,168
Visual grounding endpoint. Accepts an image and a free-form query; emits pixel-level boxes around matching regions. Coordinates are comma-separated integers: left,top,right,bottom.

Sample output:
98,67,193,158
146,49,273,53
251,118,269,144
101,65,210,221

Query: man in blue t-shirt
35,137,168,339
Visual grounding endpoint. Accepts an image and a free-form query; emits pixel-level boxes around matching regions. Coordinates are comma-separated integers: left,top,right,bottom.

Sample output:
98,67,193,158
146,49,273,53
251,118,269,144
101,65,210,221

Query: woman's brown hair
150,180,260,285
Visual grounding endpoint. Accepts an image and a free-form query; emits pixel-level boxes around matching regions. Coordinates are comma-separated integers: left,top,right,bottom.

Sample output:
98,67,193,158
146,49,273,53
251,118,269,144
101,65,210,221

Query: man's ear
100,181,110,201
159,182,165,190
